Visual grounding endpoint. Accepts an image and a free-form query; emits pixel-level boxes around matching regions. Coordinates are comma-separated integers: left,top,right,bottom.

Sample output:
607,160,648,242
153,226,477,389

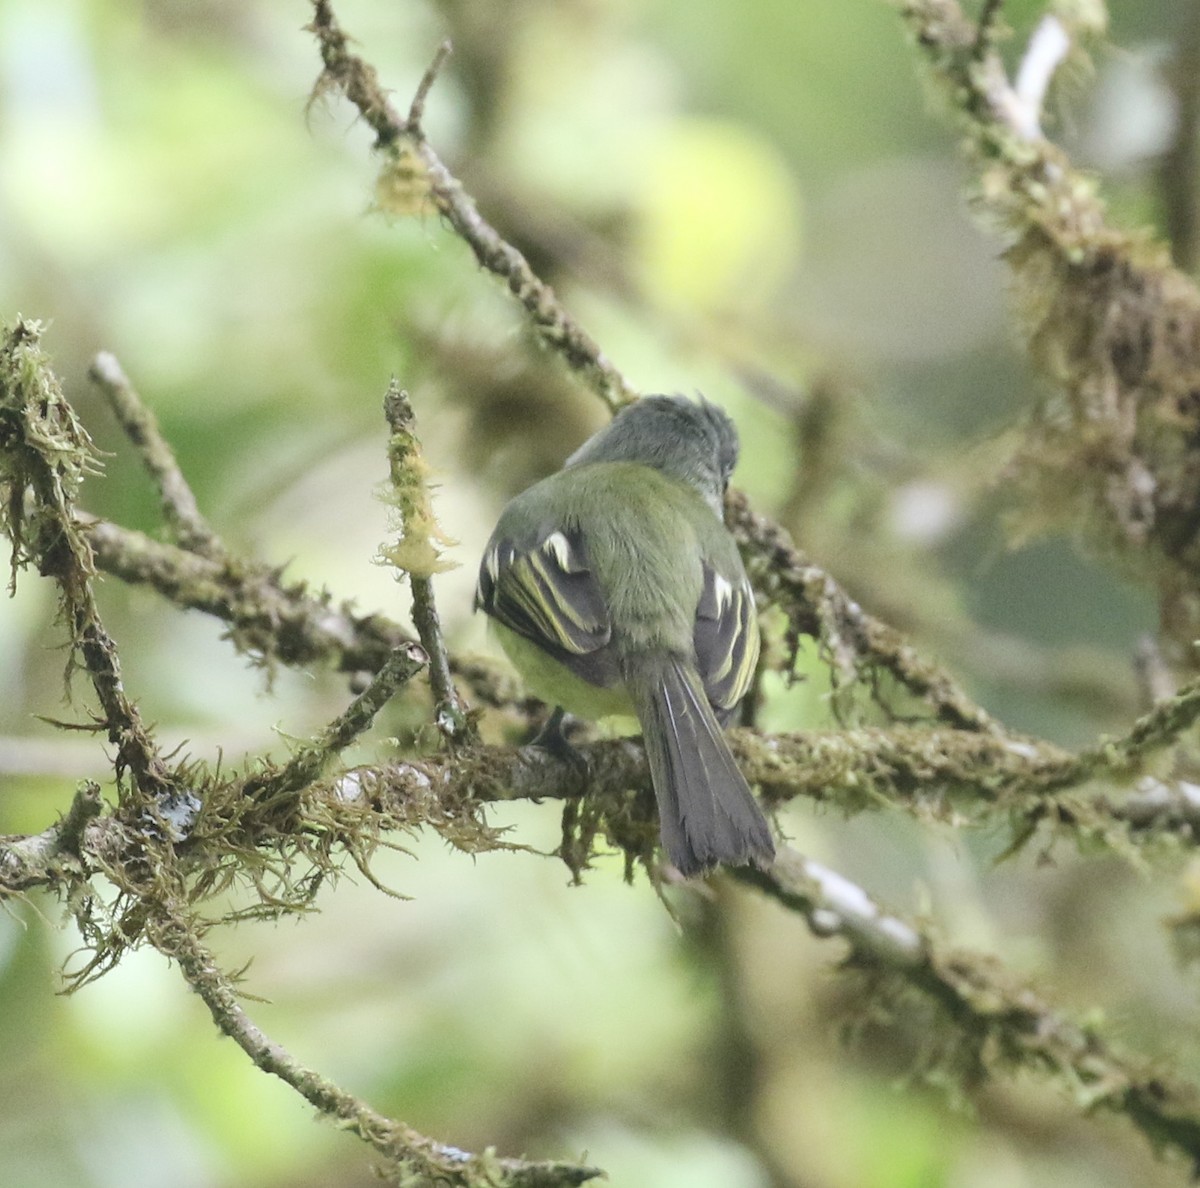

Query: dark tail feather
628,656,775,877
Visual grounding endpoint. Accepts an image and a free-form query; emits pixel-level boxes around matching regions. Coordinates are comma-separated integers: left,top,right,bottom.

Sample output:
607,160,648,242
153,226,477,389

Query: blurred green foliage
1,1,1197,1186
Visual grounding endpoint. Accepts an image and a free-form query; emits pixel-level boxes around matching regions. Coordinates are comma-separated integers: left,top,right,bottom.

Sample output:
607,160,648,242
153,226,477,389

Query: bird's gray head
565,395,739,516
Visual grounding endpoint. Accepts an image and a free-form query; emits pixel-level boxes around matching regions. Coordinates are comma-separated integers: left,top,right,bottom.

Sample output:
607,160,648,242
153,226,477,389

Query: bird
475,394,775,876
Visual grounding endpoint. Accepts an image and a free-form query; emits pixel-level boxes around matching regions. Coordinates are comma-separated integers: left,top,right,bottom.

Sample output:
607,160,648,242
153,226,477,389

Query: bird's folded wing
693,562,760,717
477,528,612,658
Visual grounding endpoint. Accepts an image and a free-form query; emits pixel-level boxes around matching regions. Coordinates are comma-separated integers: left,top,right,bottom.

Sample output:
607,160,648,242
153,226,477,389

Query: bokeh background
1,1,1197,1186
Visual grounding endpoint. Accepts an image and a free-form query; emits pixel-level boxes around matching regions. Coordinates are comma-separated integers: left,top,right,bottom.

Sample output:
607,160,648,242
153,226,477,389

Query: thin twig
406,38,452,131
88,352,222,557
410,578,466,736
244,642,428,806
380,383,470,741
306,0,402,146
154,915,603,1187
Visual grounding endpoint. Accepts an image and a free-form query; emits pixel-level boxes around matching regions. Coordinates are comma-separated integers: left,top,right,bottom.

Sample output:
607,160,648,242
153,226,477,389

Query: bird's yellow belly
491,621,637,723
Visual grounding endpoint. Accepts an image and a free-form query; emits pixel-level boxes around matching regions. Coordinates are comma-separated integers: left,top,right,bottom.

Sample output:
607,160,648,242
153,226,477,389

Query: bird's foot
529,706,590,785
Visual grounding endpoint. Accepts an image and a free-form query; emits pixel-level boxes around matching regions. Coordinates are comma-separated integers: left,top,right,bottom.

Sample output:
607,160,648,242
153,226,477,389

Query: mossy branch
0,320,174,805
379,382,471,741
738,848,1200,1170
81,512,404,670
12,686,1200,904
893,0,1200,675
80,514,522,704
352,686,1200,853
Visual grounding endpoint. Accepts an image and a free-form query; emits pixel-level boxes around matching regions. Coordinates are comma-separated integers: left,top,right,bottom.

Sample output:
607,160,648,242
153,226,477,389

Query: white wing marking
713,573,734,614
543,531,574,571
